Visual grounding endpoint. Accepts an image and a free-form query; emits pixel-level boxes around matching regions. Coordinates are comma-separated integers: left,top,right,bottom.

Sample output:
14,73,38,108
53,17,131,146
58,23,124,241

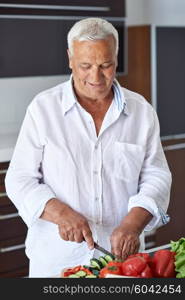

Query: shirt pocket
111,142,145,182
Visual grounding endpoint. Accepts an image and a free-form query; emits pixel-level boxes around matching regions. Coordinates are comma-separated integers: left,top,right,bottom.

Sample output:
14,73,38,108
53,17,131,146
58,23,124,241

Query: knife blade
94,242,115,259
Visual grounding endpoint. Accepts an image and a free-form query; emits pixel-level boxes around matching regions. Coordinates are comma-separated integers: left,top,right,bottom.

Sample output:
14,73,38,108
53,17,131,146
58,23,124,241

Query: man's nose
90,66,103,83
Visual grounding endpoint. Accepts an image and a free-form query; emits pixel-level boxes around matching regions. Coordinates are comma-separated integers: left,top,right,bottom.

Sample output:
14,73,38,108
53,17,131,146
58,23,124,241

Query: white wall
0,75,69,135
126,0,146,25
126,0,185,26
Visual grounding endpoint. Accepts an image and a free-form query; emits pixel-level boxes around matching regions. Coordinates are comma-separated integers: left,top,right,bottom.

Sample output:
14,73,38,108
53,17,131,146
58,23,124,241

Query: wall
126,0,146,25
126,0,185,26
0,75,69,135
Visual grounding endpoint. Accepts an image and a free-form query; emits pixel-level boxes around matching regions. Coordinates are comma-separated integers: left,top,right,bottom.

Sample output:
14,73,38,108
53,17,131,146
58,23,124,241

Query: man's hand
110,207,153,260
58,205,94,250
110,225,140,260
40,198,94,250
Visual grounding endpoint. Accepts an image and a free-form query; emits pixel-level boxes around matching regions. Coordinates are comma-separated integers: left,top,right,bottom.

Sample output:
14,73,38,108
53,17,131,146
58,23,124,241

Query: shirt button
93,170,98,175
95,197,99,201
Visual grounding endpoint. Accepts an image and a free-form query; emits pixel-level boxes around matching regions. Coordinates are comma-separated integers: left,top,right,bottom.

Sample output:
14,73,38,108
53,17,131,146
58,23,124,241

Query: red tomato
127,252,151,263
106,261,123,268
99,265,123,278
121,256,147,277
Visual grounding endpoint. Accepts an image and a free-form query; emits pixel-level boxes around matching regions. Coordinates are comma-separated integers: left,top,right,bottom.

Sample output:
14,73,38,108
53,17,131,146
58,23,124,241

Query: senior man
5,18,172,277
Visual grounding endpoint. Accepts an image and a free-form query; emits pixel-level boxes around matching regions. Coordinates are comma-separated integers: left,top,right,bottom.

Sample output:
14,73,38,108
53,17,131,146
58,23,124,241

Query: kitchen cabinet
156,141,185,246
0,161,29,278
0,0,126,77
118,25,185,247
0,0,126,17
118,26,151,102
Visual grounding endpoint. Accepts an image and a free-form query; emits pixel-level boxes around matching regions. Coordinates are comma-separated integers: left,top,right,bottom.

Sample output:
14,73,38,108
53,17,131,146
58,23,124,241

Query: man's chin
85,90,107,100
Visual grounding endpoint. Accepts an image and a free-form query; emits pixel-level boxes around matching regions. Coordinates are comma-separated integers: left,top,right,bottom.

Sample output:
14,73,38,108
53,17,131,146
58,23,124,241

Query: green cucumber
91,269,100,276
85,274,97,278
104,254,114,262
90,258,103,270
68,274,80,278
83,265,91,270
99,256,108,267
83,265,100,276
74,270,87,277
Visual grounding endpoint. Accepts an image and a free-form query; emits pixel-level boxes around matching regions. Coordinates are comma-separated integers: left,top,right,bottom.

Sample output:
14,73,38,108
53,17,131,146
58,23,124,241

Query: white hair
67,17,119,56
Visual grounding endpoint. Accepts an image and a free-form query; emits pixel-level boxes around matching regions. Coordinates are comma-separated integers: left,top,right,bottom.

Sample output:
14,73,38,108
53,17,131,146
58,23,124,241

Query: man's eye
101,63,112,69
80,64,91,69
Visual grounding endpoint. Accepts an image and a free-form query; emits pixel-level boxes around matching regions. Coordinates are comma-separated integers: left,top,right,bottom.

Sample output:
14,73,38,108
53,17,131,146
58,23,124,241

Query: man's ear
67,49,72,69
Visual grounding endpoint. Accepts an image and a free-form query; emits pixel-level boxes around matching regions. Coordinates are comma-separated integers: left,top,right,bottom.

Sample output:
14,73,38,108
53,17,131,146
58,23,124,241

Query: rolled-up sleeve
128,108,172,231
5,105,56,228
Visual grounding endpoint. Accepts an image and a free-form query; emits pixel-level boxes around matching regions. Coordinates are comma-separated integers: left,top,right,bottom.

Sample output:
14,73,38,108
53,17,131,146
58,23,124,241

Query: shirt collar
62,75,77,115
62,75,129,116
112,78,129,115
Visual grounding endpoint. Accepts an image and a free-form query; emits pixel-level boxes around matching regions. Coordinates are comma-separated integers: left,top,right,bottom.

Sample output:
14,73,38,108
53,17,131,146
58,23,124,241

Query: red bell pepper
140,264,153,278
151,249,176,278
121,256,153,278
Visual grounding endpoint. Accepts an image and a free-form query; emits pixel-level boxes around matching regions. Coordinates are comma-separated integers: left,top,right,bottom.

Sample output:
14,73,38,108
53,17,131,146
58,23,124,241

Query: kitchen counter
0,132,18,162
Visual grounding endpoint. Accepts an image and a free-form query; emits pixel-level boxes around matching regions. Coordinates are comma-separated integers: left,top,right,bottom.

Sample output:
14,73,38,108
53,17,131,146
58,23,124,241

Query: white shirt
5,77,172,277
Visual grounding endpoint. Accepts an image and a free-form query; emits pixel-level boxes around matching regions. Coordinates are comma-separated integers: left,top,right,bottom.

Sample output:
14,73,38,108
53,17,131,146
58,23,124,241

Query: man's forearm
40,197,94,248
120,207,153,234
40,198,69,225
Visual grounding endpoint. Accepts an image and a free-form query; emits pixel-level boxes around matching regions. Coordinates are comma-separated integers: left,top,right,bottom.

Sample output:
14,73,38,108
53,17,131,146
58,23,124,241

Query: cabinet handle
0,170,7,174
163,143,185,151
0,4,110,12
0,192,7,197
0,212,19,220
0,244,25,253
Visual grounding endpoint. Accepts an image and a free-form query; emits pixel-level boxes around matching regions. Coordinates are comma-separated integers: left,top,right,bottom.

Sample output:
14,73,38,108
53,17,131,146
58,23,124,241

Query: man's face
68,36,117,100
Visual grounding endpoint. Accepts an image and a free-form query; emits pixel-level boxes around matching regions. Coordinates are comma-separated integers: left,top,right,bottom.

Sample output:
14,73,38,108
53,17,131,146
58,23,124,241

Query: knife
94,242,115,259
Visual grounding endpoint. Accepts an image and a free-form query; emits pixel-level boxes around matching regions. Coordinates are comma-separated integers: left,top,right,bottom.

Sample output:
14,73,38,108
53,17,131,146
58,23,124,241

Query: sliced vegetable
99,256,108,267
63,265,93,277
106,261,123,269
80,267,93,275
85,274,97,278
140,264,153,278
104,254,114,262
83,265,91,270
71,265,82,273
127,252,151,264
75,270,87,277
63,270,75,277
68,274,80,278
90,258,103,270
91,269,100,276
99,265,123,278
152,249,176,278
121,256,153,278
